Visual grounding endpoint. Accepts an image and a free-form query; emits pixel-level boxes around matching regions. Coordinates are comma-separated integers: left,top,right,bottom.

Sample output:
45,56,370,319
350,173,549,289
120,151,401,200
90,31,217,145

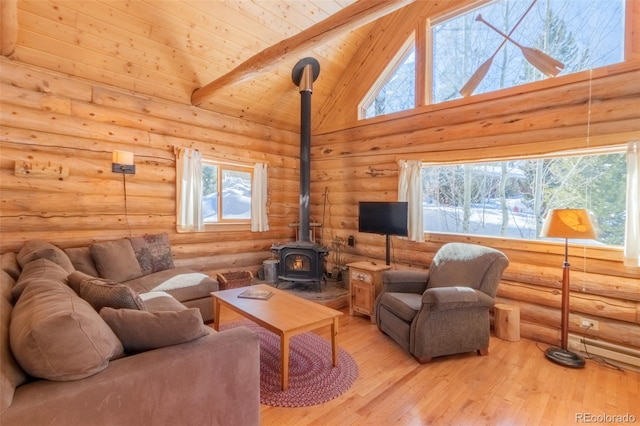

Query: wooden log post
494,303,520,342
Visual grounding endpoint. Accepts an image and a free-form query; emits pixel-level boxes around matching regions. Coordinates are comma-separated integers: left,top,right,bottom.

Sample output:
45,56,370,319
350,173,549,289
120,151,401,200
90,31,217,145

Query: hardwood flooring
218,307,639,426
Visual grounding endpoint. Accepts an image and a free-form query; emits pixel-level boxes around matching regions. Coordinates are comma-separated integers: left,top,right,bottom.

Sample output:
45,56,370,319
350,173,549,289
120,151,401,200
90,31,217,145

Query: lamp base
545,347,585,368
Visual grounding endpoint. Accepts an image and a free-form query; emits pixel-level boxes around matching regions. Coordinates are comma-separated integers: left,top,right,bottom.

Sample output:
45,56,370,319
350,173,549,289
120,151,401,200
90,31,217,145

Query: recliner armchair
375,242,509,363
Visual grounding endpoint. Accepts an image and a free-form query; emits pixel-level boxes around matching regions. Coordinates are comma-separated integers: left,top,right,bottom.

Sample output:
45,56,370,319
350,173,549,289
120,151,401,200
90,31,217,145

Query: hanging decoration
460,0,564,97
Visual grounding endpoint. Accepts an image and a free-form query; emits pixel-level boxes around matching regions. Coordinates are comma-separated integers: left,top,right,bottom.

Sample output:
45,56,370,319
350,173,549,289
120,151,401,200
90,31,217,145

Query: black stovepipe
292,58,320,243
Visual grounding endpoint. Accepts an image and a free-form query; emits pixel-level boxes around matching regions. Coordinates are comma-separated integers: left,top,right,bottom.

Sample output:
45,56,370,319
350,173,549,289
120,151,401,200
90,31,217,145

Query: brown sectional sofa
63,233,217,322
0,238,261,426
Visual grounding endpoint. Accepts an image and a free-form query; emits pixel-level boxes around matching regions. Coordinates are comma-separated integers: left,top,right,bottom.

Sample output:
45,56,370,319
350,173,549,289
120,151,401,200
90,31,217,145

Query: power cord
535,326,624,372
121,173,132,237
579,325,623,371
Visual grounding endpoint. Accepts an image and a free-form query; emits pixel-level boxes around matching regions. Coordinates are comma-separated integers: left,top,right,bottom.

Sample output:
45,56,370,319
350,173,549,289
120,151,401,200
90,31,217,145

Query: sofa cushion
140,291,188,312
11,258,69,302
16,240,74,273
1,270,27,413
78,277,146,312
128,233,174,276
10,279,124,381
377,292,422,323
124,267,218,302
64,247,100,277
100,307,209,354
90,239,143,283
421,286,495,312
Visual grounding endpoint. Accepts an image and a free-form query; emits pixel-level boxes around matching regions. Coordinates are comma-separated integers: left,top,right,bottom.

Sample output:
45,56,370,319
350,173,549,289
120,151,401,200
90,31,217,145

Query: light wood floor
218,307,639,426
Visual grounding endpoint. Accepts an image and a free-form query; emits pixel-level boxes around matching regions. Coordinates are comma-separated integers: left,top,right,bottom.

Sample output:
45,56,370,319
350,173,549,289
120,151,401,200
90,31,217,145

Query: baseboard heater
568,333,640,371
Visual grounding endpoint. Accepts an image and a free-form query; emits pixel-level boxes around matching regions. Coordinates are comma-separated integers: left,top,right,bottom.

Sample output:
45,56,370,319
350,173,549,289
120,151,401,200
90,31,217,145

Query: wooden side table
347,261,391,323
494,303,520,341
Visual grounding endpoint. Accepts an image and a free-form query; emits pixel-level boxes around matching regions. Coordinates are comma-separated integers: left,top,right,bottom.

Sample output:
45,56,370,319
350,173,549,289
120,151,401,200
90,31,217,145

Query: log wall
310,60,640,357
0,58,299,275
1,43,638,363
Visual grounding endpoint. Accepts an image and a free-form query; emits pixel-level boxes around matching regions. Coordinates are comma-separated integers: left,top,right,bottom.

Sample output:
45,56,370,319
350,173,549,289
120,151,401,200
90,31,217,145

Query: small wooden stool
494,303,520,342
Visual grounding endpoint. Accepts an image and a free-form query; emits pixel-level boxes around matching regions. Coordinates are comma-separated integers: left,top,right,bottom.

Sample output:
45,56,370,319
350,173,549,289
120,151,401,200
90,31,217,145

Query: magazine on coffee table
237,288,273,300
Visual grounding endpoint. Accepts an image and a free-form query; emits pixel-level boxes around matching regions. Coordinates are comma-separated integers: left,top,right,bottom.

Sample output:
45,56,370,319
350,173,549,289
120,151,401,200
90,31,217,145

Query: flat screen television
358,201,408,265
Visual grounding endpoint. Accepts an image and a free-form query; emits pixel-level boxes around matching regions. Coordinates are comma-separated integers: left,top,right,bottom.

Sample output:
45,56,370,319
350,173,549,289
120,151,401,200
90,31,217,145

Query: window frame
358,0,628,120
201,158,254,227
420,145,628,248
428,0,626,104
358,34,416,119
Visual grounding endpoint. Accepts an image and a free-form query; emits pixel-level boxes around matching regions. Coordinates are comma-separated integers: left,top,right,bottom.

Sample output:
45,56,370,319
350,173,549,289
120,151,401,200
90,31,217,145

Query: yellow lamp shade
540,209,597,240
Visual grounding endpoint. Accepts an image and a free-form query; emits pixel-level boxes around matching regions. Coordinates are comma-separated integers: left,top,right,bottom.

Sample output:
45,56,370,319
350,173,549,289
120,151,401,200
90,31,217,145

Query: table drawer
350,269,372,283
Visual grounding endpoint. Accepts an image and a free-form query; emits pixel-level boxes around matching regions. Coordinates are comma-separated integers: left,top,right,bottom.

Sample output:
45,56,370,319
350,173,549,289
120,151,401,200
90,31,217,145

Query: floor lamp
540,208,597,368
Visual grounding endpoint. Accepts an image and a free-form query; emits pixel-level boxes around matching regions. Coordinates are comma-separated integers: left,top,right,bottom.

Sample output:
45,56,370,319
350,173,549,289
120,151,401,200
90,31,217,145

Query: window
202,161,253,224
432,0,625,102
360,41,416,119
422,150,626,246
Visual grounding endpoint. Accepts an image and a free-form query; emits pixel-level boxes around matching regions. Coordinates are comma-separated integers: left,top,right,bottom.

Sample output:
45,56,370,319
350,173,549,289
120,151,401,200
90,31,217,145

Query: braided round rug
221,320,359,407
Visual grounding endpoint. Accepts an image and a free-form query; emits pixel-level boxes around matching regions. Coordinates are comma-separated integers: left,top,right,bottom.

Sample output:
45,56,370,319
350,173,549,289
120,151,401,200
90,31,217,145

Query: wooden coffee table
212,284,343,391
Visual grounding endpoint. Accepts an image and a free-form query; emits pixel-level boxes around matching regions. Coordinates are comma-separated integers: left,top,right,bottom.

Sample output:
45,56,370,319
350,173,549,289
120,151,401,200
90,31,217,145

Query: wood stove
271,57,328,290
271,241,328,285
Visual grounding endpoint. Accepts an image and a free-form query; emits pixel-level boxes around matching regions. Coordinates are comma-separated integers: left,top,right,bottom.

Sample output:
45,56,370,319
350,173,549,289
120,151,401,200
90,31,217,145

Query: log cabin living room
1,0,639,425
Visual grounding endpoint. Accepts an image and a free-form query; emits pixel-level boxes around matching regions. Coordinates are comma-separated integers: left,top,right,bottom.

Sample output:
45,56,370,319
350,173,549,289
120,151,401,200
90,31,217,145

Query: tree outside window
202,162,252,223
362,45,416,118
433,0,624,102
422,151,626,246
360,0,625,119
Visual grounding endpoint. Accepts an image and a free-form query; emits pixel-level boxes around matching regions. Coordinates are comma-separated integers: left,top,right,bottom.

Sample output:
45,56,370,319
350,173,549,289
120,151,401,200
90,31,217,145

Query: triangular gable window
360,40,416,119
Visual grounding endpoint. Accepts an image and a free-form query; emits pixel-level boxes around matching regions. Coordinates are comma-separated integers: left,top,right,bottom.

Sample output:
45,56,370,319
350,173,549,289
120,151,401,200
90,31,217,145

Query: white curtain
624,141,640,267
398,160,424,242
175,147,204,232
251,163,269,232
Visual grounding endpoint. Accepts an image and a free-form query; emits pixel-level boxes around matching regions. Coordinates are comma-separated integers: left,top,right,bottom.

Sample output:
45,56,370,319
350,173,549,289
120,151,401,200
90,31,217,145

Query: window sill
424,232,624,263
176,223,251,233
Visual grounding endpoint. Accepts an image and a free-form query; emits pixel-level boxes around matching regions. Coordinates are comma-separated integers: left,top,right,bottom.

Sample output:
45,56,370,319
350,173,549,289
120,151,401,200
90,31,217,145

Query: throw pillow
11,258,70,302
16,240,74,273
128,233,174,276
100,307,209,354
10,279,124,381
67,270,96,295
89,239,143,283
78,278,146,312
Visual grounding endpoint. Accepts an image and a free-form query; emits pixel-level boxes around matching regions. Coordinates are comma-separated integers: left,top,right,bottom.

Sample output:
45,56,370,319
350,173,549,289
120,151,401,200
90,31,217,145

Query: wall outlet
580,318,599,331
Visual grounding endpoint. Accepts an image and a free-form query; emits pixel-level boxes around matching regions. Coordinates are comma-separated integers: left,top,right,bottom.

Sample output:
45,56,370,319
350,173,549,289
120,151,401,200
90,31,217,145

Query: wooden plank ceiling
7,0,418,132
7,0,475,132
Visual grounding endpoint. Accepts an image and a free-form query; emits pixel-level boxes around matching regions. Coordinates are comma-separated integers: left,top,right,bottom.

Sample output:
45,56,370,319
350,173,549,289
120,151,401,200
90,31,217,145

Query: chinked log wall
1,55,639,360
310,61,640,357
0,58,298,274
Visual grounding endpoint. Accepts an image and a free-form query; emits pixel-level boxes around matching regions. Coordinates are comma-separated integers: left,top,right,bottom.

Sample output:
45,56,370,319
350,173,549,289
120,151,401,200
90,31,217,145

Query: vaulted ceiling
5,0,467,132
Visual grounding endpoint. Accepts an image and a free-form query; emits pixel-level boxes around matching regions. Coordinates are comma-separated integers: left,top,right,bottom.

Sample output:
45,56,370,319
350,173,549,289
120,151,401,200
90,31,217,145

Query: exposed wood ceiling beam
1,0,18,56
191,0,415,106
